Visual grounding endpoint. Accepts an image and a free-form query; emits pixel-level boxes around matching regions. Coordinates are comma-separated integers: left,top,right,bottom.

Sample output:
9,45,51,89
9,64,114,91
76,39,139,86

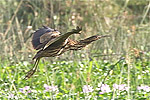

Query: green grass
0,57,150,99
0,0,150,99
0,0,150,61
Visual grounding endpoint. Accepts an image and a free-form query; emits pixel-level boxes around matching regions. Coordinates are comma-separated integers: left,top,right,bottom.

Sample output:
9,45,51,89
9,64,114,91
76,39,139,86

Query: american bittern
24,26,110,79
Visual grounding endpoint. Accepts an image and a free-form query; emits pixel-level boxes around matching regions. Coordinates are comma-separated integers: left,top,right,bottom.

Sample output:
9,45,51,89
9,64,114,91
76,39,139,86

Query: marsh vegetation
0,0,150,99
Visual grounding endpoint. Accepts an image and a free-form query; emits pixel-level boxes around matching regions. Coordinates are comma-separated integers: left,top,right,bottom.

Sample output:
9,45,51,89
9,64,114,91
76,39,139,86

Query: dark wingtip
76,26,82,31
71,26,82,34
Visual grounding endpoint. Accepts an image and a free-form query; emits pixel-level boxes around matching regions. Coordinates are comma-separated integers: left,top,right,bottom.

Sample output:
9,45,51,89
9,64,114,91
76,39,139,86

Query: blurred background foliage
0,0,150,63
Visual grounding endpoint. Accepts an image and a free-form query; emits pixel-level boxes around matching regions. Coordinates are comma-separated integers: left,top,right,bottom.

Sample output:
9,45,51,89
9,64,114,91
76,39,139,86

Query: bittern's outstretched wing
32,26,57,50
43,26,82,50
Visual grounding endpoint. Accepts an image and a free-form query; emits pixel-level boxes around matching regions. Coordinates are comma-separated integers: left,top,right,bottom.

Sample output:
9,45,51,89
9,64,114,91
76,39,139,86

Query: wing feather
32,26,54,50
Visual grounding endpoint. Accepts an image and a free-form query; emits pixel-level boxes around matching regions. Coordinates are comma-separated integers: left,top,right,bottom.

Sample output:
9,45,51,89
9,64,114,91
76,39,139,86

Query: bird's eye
51,35,56,39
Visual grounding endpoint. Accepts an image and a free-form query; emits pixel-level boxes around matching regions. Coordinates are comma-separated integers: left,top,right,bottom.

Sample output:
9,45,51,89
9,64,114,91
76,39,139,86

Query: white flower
137,85,150,92
99,84,111,94
82,85,93,93
44,84,59,93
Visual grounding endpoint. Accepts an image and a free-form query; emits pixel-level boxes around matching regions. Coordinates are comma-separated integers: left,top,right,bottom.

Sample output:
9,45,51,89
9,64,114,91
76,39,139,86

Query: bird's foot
24,68,36,80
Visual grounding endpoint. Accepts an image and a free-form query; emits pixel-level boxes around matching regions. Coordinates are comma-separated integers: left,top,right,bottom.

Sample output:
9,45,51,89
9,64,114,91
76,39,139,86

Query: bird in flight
24,26,110,79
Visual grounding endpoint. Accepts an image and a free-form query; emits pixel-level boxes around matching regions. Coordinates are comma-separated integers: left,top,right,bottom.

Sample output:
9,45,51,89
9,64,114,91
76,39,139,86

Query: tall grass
0,0,149,62
0,0,150,99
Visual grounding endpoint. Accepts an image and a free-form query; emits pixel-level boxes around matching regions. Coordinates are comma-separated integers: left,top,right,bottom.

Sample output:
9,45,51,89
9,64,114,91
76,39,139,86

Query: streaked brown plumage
24,26,110,79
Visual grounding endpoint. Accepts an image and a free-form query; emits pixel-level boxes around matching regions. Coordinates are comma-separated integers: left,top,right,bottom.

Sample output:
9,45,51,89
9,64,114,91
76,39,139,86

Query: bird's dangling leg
24,58,40,79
